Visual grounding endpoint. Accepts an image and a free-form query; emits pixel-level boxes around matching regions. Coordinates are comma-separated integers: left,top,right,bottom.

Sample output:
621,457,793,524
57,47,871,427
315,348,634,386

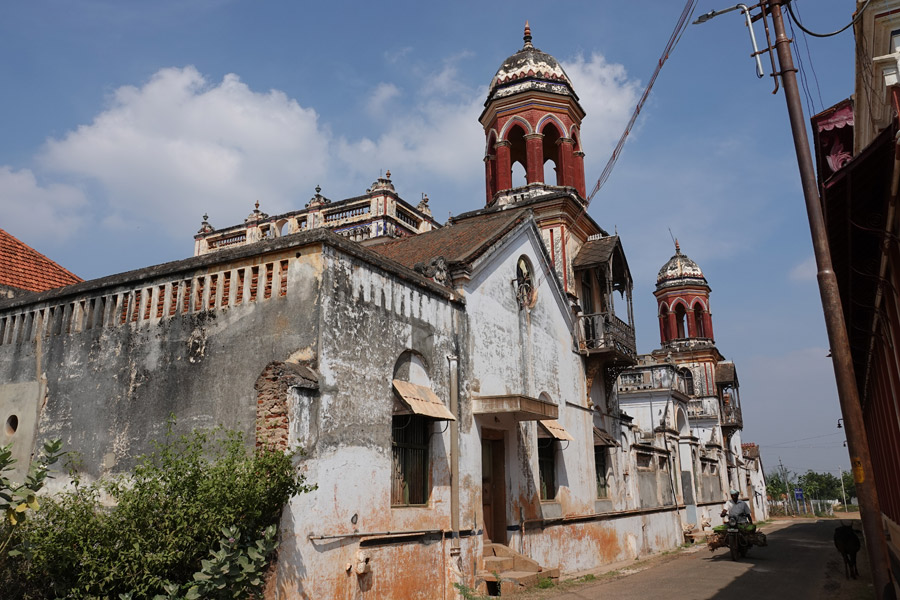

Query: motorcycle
707,517,767,559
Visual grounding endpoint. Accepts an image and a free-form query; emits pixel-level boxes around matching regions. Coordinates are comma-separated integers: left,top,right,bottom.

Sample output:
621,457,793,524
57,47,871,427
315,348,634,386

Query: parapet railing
0,258,292,348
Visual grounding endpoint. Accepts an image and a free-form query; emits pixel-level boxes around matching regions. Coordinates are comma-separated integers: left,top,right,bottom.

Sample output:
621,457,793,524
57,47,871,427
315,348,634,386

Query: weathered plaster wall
0,245,324,487
277,245,468,600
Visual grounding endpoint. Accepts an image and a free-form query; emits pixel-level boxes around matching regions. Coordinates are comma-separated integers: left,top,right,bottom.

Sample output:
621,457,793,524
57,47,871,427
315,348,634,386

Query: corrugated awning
392,379,456,421
592,427,620,447
538,419,574,441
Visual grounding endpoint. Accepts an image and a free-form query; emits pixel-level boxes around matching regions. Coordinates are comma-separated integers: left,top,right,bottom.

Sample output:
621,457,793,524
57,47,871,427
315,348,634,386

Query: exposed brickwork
0,228,82,293
255,361,318,451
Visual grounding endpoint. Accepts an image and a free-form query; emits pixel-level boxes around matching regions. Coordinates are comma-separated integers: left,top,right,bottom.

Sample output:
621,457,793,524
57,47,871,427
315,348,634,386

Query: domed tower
654,241,714,347
480,22,587,205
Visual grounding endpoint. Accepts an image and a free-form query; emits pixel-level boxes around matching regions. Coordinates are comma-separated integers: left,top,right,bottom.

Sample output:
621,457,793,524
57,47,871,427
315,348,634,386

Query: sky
0,1,861,480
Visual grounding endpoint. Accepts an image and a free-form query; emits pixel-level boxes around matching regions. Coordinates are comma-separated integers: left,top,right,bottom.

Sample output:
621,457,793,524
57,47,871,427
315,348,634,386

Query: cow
833,522,860,579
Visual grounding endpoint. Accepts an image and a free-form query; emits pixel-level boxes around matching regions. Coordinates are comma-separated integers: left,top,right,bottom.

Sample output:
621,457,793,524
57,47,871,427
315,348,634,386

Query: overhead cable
786,0,873,38
586,0,699,204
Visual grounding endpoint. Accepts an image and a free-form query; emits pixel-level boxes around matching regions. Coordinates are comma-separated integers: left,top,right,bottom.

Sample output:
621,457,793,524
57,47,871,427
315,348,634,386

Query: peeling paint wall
0,245,324,488
277,245,470,599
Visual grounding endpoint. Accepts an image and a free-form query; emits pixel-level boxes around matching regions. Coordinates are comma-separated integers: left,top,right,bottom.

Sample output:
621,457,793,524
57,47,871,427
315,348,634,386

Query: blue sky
0,1,860,480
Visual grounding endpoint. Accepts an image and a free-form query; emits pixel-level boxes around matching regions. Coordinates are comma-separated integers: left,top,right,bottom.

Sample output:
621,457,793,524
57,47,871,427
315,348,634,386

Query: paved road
519,518,873,600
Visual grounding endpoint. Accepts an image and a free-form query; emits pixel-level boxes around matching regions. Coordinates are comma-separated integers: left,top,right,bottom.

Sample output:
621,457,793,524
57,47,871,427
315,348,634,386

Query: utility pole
695,2,895,596
838,466,848,510
766,1,893,595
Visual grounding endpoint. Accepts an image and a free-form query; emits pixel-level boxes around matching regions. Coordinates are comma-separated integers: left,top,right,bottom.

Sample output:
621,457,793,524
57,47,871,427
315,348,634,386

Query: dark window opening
392,415,430,506
595,446,609,499
538,438,557,501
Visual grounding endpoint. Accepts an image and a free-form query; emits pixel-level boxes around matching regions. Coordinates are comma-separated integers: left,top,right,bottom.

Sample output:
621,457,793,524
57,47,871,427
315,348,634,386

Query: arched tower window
507,125,528,188
674,304,687,339
659,304,670,342
694,304,706,338
541,122,562,185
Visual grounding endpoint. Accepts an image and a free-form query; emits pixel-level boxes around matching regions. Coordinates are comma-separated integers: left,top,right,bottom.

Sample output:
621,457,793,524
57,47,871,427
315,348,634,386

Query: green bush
1,424,312,600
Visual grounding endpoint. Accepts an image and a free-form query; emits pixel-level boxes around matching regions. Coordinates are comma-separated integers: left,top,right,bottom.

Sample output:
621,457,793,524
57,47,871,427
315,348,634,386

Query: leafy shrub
0,439,64,556
2,424,312,600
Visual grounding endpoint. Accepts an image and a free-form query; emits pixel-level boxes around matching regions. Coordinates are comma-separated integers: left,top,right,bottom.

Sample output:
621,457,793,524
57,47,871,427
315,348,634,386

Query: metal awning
539,419,574,441
592,427,620,447
392,380,456,421
472,394,558,421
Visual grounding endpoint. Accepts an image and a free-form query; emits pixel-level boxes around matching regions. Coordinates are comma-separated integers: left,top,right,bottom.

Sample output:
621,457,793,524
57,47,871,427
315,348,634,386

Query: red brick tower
654,240,715,346
479,22,587,205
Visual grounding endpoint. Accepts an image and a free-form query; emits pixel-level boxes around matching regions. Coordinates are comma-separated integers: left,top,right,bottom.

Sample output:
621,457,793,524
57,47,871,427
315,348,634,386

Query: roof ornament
245,200,269,224
417,193,432,217
675,238,681,255
523,21,533,49
306,185,330,208
198,213,215,234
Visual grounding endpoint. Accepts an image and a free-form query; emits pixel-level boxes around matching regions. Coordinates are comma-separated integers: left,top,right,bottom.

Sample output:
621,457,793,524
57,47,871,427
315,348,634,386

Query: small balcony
721,404,743,429
576,312,636,363
687,399,718,420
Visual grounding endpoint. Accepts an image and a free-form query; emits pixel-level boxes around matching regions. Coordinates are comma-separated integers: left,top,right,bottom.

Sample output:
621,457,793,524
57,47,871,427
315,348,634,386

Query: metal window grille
391,415,429,506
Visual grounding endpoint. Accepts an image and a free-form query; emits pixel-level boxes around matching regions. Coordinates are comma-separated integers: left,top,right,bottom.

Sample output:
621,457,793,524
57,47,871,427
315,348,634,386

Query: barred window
595,446,609,499
391,415,429,506
538,439,557,501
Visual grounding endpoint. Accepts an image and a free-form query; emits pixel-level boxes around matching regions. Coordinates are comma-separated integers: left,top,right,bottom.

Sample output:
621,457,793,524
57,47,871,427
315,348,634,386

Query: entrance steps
478,543,560,596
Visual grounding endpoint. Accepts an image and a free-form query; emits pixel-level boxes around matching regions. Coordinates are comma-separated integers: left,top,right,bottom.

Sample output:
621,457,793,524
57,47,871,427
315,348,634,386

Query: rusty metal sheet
539,419,574,441
592,427,620,447
392,379,456,421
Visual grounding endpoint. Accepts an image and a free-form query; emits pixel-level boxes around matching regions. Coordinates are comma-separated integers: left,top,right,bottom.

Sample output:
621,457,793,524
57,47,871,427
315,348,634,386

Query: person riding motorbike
721,489,752,525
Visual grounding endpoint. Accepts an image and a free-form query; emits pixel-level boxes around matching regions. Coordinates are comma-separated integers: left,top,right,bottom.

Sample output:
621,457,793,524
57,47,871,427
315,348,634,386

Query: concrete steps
478,543,560,596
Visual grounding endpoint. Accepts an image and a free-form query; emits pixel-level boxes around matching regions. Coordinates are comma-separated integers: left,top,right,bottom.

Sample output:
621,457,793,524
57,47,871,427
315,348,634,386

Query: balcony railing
721,404,743,429
687,399,718,420
576,312,636,361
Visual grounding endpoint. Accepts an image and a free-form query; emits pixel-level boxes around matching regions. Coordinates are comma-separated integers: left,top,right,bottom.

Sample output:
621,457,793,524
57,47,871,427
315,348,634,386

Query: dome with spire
656,241,708,290
485,22,578,105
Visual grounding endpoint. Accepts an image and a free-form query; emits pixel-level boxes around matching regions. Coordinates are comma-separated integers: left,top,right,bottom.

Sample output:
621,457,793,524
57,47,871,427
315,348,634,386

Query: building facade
811,1,900,593
0,25,763,598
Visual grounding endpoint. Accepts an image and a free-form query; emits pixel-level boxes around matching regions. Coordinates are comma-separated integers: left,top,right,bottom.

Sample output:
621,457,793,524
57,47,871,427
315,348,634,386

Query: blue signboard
794,488,803,500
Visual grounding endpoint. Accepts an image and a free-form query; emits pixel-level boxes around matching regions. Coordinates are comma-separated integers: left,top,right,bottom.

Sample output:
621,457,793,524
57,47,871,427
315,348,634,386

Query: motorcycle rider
721,489,752,525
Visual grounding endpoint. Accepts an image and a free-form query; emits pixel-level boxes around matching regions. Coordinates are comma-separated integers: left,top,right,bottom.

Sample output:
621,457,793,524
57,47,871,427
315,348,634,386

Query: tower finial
675,238,681,254
523,21,533,48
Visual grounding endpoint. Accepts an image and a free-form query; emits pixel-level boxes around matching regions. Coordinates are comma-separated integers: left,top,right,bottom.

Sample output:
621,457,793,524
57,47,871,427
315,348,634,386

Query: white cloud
0,166,88,242
561,53,641,159
40,66,331,235
2,53,646,246
790,256,817,282
365,83,402,117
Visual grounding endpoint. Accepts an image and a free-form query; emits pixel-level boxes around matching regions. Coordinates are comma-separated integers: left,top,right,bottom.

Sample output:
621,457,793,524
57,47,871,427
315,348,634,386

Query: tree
797,470,842,500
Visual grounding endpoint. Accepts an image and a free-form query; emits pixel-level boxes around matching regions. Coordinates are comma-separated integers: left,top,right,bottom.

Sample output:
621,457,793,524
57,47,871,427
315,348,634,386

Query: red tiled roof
371,209,529,270
0,228,82,293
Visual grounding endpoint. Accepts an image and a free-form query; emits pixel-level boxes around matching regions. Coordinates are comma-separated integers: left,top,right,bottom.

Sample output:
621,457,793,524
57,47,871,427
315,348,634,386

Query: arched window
694,304,706,338
680,368,695,396
541,122,562,185
507,125,528,188
516,255,536,308
659,304,670,342
391,351,433,507
674,304,687,339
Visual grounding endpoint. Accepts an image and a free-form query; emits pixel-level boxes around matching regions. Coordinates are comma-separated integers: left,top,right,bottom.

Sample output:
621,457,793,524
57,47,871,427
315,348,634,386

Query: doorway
481,429,507,545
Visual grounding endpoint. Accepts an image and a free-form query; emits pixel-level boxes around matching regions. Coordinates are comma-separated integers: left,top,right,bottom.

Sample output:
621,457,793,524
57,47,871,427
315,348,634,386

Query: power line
785,0,873,39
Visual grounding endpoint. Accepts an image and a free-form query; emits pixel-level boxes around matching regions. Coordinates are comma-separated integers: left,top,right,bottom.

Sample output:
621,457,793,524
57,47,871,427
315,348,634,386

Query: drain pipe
448,353,461,554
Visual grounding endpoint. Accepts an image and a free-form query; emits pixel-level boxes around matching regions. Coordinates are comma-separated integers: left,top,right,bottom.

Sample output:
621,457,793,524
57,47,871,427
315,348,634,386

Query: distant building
810,0,900,592
617,241,767,525
192,173,440,255
0,228,81,299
